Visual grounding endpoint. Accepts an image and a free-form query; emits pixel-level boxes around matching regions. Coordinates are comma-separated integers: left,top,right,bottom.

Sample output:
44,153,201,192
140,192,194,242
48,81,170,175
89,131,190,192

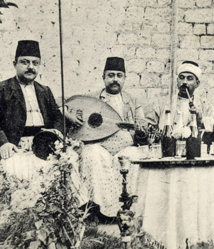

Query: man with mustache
142,61,214,248
147,61,214,137
0,40,64,160
66,57,147,150
64,57,148,220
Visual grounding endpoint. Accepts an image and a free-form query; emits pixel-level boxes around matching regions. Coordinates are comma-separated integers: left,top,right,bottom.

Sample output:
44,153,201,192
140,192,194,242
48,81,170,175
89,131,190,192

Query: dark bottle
161,110,176,157
186,112,201,160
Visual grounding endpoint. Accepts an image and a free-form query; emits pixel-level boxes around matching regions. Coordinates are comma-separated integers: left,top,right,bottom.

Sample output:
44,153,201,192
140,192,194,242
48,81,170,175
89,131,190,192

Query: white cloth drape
135,166,214,248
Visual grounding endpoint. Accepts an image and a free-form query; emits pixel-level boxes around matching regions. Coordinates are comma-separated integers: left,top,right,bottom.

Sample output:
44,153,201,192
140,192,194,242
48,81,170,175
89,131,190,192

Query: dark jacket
0,76,64,146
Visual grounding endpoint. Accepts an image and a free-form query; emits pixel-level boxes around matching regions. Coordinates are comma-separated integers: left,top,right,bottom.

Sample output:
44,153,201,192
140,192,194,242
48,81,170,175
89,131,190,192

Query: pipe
58,0,66,151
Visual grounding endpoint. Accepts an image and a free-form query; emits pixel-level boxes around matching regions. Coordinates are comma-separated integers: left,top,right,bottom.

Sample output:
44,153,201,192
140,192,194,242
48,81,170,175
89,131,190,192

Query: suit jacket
0,76,64,146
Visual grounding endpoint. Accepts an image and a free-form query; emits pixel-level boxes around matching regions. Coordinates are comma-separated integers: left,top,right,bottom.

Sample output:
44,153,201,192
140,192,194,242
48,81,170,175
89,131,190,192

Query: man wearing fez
0,40,64,160
147,61,214,136
64,57,148,219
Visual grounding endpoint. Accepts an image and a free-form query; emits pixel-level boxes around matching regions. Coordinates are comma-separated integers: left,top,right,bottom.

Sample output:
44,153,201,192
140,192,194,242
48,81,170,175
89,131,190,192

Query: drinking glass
176,140,186,158
151,143,162,159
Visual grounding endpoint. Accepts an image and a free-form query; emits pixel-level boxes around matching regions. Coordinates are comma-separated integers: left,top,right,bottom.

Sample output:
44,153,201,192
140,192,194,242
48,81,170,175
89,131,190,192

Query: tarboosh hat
15,40,41,60
104,57,125,73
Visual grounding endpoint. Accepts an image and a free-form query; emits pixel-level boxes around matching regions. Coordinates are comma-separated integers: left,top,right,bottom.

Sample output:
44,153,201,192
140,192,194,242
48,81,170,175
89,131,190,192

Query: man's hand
189,103,203,128
135,124,147,137
189,103,202,116
134,124,148,146
60,107,83,128
65,111,83,128
0,142,18,159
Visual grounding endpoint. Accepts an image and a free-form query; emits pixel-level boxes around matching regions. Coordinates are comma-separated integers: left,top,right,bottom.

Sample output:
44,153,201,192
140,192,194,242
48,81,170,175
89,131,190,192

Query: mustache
110,82,120,87
25,69,36,74
180,84,189,90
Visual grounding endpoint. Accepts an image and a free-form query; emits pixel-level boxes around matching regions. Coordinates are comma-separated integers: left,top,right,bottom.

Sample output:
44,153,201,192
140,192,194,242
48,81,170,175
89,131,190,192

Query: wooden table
131,157,214,249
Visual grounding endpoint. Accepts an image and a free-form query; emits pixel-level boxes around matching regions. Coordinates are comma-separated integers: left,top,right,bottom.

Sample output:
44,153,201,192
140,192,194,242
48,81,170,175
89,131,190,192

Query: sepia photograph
0,0,214,248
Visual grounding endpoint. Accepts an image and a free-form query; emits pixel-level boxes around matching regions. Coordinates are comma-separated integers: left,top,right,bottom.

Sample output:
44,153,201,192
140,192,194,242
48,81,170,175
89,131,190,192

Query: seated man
64,57,148,218
0,40,64,177
138,61,214,248
147,61,214,147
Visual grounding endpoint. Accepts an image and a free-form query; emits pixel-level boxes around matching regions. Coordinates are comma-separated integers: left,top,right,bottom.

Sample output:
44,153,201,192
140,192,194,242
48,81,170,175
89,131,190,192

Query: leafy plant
0,0,18,22
0,139,88,249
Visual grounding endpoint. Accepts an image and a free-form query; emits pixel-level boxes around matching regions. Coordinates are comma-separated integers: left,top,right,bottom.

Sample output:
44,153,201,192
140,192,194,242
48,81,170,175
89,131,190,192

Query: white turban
177,63,201,80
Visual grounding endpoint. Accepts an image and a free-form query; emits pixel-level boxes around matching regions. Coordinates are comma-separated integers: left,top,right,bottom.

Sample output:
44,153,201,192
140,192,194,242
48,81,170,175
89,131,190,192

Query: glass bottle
175,111,186,157
161,110,176,157
175,111,183,129
186,112,201,159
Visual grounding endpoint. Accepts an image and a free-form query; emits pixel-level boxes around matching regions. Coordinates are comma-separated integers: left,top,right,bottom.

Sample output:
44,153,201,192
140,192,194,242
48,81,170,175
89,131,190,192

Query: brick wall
0,0,214,112
176,0,214,105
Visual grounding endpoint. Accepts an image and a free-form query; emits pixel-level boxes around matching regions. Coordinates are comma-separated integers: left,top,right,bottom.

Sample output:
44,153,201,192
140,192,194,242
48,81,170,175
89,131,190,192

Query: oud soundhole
88,113,103,128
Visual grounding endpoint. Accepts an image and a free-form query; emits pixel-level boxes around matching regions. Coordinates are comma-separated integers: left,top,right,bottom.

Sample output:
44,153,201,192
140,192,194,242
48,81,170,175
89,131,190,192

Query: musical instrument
32,95,136,159
65,95,126,142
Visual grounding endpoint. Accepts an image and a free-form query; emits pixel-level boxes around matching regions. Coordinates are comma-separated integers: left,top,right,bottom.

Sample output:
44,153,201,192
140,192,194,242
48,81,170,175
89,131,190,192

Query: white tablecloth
133,165,214,248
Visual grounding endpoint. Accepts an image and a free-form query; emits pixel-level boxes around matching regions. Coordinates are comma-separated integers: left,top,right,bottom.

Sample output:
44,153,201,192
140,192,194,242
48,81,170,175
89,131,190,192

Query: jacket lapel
11,77,26,110
121,91,134,122
99,88,110,104
99,89,134,121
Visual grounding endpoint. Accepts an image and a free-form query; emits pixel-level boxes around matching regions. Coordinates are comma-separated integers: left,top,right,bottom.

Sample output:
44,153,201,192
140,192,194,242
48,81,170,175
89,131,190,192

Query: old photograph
0,0,214,248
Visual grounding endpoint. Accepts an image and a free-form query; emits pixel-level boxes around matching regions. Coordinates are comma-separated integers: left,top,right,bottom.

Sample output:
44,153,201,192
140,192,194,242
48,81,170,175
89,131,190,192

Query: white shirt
19,81,44,126
105,92,124,120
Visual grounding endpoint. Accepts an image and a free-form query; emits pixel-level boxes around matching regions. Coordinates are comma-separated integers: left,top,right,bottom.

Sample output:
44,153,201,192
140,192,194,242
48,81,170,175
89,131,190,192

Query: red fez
104,57,125,73
15,40,41,60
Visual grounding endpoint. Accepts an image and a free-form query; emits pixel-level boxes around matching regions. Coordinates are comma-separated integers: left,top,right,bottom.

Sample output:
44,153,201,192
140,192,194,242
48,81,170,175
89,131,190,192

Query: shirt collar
100,88,123,100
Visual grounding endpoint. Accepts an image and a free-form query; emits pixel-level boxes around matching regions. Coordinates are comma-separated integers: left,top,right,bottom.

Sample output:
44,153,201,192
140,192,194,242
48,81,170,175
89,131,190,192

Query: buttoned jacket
0,76,64,146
